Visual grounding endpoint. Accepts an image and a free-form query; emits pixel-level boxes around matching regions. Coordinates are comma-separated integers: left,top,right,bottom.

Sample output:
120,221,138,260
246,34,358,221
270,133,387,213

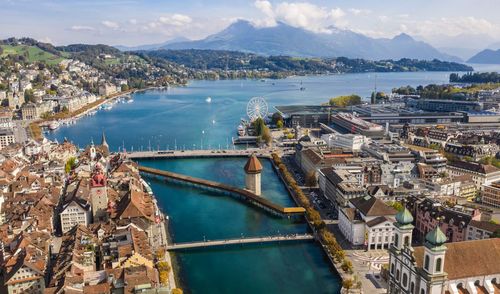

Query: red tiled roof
413,238,500,280
244,154,262,174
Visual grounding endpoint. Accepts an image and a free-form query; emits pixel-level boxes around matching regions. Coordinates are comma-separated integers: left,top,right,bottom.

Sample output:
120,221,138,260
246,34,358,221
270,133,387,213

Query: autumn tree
305,171,317,187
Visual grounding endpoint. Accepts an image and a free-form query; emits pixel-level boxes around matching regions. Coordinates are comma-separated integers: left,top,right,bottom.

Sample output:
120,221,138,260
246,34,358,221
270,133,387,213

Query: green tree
276,120,284,129
463,156,474,162
388,201,404,212
329,94,362,107
261,126,272,145
271,112,283,124
24,89,36,103
252,117,266,136
121,84,129,91
65,157,77,173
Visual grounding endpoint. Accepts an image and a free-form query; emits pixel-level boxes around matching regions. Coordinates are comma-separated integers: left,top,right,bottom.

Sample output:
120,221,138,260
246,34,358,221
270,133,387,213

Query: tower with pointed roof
90,164,108,222
101,131,109,151
388,206,500,294
90,139,96,162
244,154,262,196
393,207,414,251
422,225,447,277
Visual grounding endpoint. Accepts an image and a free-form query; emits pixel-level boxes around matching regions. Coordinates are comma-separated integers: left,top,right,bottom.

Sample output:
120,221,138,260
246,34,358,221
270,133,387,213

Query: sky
1,0,500,50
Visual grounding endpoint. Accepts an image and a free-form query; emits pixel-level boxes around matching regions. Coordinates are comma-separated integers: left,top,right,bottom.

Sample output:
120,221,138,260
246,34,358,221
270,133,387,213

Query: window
391,263,395,275
395,234,399,247
404,236,410,246
411,282,415,294
424,255,430,271
435,258,442,272
421,289,425,294
396,269,400,281
402,273,408,287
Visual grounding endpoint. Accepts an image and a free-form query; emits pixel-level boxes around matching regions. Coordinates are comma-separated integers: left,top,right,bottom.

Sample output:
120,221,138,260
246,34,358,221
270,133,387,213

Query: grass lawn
0,44,65,65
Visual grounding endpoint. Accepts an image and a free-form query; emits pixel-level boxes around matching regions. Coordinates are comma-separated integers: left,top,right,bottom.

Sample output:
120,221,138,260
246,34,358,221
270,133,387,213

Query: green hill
0,44,66,65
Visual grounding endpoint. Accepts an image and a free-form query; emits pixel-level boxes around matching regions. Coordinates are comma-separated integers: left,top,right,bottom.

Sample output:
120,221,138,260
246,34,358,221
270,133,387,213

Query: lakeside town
1,48,500,293
1,6,500,294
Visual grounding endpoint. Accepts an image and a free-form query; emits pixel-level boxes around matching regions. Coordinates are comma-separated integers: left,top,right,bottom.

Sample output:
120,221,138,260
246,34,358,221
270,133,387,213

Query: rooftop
413,238,500,280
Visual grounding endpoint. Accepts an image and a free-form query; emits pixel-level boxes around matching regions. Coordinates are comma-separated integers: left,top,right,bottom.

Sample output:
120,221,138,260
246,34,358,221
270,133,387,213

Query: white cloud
348,8,371,16
40,37,53,43
129,19,137,25
378,15,388,22
158,14,192,27
102,20,119,29
254,0,276,27
70,25,96,31
330,8,345,19
254,1,347,32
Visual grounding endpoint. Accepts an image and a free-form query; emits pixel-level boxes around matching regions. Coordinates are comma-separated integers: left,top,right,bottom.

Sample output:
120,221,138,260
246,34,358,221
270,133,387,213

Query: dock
137,165,306,217
166,234,314,250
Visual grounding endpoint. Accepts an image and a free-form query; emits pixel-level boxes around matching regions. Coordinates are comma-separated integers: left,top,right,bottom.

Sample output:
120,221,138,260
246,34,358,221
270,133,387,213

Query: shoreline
268,156,347,282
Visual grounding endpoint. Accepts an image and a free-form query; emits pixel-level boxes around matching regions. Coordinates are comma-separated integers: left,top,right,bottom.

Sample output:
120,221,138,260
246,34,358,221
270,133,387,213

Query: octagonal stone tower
244,154,263,196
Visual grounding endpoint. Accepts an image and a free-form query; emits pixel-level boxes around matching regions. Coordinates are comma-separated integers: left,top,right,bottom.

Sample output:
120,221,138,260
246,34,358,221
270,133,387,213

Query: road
13,121,28,143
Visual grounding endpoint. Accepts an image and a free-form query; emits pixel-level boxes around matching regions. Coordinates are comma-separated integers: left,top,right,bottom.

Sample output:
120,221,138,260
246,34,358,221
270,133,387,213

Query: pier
127,149,272,159
137,165,306,216
166,234,314,250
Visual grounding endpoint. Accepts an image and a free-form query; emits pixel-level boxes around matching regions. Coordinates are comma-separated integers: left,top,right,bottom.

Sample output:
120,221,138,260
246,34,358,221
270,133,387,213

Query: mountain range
115,37,190,52
124,20,461,62
468,49,500,64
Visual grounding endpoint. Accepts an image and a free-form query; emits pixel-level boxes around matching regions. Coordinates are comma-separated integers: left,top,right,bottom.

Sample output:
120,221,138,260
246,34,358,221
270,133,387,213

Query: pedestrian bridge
127,149,271,159
137,165,306,217
166,234,314,251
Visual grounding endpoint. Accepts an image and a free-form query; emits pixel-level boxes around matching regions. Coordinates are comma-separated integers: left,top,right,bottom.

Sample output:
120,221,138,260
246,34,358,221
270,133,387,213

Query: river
45,71,479,293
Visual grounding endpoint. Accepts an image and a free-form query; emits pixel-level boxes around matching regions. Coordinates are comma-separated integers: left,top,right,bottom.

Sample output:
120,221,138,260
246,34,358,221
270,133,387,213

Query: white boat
49,121,60,130
212,120,216,124
126,99,134,103
237,125,245,136
206,97,212,103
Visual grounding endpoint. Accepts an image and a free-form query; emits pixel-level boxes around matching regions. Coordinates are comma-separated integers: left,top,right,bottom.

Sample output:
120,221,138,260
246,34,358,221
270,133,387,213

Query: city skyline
2,0,500,49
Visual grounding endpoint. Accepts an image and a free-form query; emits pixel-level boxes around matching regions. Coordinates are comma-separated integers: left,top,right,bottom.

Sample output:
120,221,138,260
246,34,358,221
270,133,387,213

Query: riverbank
269,153,361,293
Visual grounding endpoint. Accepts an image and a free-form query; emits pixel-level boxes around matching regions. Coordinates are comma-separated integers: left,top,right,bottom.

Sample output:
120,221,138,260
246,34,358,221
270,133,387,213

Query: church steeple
393,207,414,251
423,224,447,275
101,131,109,150
90,139,96,162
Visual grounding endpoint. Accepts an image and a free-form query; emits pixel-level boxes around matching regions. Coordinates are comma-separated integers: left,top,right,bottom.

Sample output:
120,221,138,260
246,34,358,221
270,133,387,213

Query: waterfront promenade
138,165,306,216
166,234,314,250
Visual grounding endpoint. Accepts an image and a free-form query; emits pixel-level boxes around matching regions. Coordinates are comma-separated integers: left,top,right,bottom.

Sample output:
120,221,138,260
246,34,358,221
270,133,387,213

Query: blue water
47,72,455,151
139,158,339,293
45,72,466,293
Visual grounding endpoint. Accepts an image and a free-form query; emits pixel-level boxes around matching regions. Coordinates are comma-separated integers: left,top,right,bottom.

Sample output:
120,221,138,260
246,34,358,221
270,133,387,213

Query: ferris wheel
246,97,268,121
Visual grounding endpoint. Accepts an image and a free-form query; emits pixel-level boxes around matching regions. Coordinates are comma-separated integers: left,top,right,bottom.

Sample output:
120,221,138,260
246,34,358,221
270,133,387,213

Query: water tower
244,154,262,196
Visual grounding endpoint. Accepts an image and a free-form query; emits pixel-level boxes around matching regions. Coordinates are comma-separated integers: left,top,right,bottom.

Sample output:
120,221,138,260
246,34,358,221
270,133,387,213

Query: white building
466,220,500,240
447,161,500,190
388,208,500,294
0,128,15,149
321,133,369,152
338,195,398,250
60,198,92,233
